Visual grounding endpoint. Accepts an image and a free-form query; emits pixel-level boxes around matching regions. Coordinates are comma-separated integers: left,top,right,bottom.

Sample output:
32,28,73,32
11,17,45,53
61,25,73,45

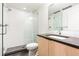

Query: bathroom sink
47,35,69,40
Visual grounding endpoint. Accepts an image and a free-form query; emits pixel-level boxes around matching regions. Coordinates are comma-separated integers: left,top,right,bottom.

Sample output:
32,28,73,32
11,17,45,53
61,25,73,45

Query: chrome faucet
59,30,61,35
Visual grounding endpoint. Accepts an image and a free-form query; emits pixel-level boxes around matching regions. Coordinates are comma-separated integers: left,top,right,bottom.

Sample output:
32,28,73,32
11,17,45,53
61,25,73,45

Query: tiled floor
6,50,29,56
4,45,37,56
4,45,29,56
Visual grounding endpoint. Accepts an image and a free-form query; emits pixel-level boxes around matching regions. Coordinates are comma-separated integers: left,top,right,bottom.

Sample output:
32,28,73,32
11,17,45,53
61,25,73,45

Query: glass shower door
0,3,2,56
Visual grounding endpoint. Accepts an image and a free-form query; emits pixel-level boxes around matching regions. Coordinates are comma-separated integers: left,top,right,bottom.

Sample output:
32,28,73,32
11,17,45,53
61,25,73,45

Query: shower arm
0,24,8,35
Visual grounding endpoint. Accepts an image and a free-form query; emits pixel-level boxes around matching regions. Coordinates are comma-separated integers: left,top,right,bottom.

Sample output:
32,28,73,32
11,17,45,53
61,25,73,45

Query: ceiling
4,3,45,12
4,3,78,15
48,3,78,15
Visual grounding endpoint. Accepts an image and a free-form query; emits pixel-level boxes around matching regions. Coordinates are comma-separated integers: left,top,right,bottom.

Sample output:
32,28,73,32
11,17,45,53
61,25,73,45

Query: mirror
48,3,79,33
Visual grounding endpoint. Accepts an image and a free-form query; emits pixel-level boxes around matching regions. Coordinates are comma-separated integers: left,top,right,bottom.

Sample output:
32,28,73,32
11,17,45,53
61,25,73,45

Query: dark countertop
37,34,79,49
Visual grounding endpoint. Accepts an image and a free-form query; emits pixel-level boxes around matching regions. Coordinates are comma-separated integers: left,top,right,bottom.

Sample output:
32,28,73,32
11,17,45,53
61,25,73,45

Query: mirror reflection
48,3,79,35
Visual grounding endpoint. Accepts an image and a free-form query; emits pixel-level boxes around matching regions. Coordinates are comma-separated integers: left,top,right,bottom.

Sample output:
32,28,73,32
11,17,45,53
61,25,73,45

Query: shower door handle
0,24,8,35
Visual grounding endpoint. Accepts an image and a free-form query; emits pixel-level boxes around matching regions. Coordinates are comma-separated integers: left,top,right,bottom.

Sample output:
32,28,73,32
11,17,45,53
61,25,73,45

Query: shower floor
4,45,29,56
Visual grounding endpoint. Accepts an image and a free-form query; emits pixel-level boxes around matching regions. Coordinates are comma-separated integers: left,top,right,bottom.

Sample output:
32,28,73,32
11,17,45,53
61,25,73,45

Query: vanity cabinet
65,45,79,56
49,40,79,56
38,36,79,56
37,36,49,56
49,40,66,56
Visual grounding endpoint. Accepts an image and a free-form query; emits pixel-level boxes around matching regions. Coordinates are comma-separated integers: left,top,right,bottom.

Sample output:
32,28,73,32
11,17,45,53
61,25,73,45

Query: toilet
26,43,38,56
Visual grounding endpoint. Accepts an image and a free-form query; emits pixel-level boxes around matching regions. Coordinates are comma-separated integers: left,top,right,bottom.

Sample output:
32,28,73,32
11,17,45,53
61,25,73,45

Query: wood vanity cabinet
49,40,79,56
49,40,66,56
37,36,49,56
65,45,79,56
38,36,79,56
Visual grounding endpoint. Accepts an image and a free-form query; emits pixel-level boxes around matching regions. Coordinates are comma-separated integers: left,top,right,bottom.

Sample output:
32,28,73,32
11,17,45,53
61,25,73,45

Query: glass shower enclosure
2,3,38,56
0,3,2,56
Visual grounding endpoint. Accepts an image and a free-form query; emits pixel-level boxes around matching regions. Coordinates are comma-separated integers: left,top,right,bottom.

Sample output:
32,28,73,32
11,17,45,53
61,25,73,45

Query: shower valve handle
0,24,8,35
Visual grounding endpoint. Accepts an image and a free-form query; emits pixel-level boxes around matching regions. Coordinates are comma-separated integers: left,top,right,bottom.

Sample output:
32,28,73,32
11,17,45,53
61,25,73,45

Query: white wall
4,7,37,50
0,3,2,56
38,5,48,34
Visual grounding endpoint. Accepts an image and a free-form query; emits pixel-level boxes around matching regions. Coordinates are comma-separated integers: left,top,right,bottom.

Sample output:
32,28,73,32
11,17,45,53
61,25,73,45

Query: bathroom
0,3,79,56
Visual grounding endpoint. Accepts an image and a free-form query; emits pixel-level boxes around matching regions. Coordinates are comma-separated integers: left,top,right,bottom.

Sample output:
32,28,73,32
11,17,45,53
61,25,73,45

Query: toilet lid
26,43,38,50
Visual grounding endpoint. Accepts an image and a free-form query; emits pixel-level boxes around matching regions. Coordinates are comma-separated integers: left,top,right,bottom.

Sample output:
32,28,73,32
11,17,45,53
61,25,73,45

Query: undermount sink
47,35,69,40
